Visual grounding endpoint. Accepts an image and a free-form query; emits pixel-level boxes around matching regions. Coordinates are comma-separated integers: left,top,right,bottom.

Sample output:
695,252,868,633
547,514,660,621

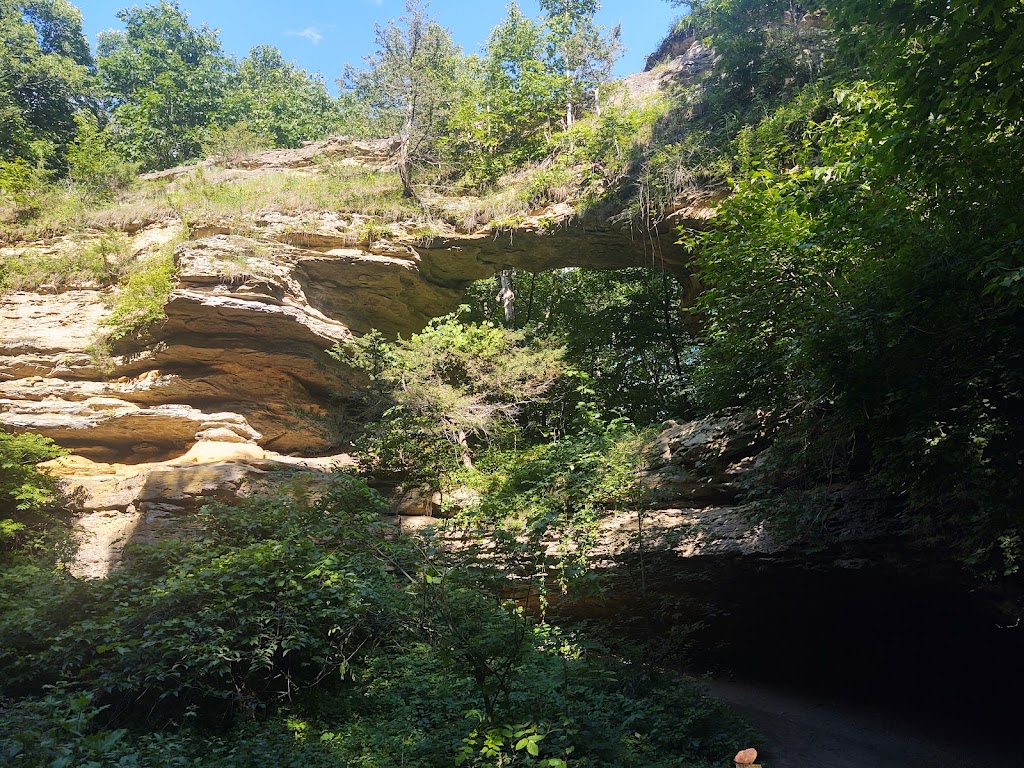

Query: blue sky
76,1,686,91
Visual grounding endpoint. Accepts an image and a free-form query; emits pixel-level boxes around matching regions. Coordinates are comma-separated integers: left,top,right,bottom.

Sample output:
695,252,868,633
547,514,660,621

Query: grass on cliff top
1,162,424,244
168,163,423,232
0,178,177,245
0,231,134,293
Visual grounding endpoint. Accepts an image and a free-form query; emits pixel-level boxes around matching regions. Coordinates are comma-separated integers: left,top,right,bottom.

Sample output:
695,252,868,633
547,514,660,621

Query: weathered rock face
642,412,770,505
2,200,705,463
47,443,355,577
0,394,260,462
0,116,726,574
141,136,402,181
385,415,778,564
583,414,777,562
0,290,111,379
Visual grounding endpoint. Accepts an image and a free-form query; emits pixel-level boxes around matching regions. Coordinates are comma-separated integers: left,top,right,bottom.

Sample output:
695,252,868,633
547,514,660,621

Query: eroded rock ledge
46,441,355,578
0,133,732,576
2,194,705,462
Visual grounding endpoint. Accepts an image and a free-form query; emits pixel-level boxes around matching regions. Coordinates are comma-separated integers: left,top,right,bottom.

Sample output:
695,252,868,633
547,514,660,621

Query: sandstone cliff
0,50,729,573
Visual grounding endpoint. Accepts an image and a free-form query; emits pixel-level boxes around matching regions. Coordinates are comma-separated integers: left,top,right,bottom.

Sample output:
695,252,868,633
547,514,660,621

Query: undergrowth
0,232,133,294
0,474,752,767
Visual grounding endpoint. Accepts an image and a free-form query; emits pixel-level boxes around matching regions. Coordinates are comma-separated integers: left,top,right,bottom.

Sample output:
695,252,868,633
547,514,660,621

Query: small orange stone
734,748,758,765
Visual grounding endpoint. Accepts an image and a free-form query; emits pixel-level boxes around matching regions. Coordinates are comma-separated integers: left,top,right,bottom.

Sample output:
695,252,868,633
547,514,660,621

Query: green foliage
466,268,694,424
0,474,750,767
679,0,831,101
221,45,345,150
0,231,132,293
202,120,273,166
66,113,139,200
833,0,1024,139
587,0,838,225
627,129,728,223
445,1,621,186
0,476,400,709
335,315,566,481
101,246,177,342
0,158,52,222
0,0,95,170
562,99,667,191
446,6,566,184
456,420,653,588
98,1,231,170
0,430,70,564
356,218,394,246
687,40,1024,575
540,0,622,126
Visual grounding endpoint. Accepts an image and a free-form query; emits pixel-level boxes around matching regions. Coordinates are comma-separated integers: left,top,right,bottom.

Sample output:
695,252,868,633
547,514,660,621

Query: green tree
671,0,831,108
65,112,138,199
345,0,461,197
0,430,69,564
98,1,231,170
335,316,565,477
446,2,621,184
685,0,1024,578
0,0,94,168
486,5,563,163
540,0,621,127
221,45,343,149
446,4,565,183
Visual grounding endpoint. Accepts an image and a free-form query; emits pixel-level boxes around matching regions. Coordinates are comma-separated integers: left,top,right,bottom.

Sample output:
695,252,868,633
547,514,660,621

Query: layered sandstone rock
0,124,731,573
46,443,356,577
1,205,705,462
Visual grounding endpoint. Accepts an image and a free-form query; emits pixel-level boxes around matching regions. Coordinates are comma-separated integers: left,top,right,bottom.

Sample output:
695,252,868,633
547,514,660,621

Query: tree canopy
97,1,231,169
344,0,461,197
0,0,93,168
221,45,343,149
672,0,1024,576
336,316,566,477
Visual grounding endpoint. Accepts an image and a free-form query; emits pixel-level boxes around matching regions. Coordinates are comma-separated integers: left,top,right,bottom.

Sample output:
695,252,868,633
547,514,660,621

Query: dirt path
706,679,1007,768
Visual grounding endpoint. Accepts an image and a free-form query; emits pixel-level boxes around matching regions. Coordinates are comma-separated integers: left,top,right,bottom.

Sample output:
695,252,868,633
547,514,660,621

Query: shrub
66,114,139,200
203,121,273,167
0,431,72,565
101,245,178,341
0,231,133,294
335,316,566,483
0,475,404,715
0,470,753,766
0,159,51,222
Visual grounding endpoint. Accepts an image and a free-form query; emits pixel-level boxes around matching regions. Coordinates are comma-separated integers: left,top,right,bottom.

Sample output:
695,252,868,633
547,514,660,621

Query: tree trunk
399,104,415,198
661,269,684,380
497,269,516,327
525,272,537,326
457,429,474,469
398,134,414,198
545,271,558,330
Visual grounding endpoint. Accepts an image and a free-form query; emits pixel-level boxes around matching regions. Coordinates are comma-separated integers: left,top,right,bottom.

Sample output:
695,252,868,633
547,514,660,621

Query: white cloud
287,27,324,45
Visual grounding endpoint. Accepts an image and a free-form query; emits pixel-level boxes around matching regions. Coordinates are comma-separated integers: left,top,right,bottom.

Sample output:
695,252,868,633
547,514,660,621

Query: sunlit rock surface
0,125,732,574
46,444,355,578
